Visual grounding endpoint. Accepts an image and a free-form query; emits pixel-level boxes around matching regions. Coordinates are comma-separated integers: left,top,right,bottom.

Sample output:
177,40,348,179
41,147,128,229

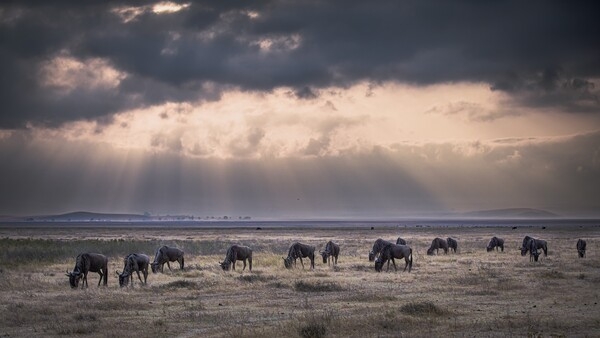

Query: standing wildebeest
220,245,253,271
396,237,407,245
529,238,540,262
369,238,393,261
447,237,458,253
577,239,587,258
426,237,449,255
320,240,340,266
486,236,505,252
116,253,149,287
151,246,184,273
66,253,108,289
374,244,413,272
520,236,548,257
283,242,315,269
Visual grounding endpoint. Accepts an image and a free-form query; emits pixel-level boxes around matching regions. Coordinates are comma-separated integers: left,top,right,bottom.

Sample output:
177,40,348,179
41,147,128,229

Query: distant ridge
34,211,150,221
461,208,559,218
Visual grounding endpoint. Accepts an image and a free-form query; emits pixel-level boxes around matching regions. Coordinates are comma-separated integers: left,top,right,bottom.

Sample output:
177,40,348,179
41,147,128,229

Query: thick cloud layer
1,0,599,127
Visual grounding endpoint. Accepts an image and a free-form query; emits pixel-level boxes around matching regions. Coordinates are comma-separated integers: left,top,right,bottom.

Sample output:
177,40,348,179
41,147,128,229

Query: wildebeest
426,237,449,255
283,242,315,269
66,253,108,289
320,240,340,266
220,245,253,271
529,238,540,262
374,244,413,272
151,246,184,273
520,236,548,257
396,237,407,245
486,236,505,252
369,238,393,261
116,253,149,287
447,237,458,253
577,239,587,258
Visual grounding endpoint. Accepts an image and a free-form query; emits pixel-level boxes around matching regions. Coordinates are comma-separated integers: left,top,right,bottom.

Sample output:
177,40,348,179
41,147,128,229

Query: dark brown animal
486,236,504,252
447,237,458,253
396,237,407,245
116,253,149,287
520,236,547,257
320,240,340,266
577,239,586,258
369,238,393,261
374,244,413,272
427,238,448,255
66,253,108,289
283,242,315,269
220,245,253,271
151,246,184,273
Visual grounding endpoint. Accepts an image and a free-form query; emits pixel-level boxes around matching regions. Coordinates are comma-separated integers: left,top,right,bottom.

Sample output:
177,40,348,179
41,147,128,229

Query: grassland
0,224,599,337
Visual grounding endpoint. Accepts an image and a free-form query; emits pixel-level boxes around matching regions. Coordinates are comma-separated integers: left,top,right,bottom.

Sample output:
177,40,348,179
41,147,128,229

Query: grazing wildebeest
220,245,253,271
529,238,540,262
426,237,449,255
577,239,587,258
283,242,315,269
520,236,548,257
151,246,184,273
447,237,458,253
66,253,108,289
320,240,340,266
374,244,413,272
486,236,505,252
116,253,149,287
369,238,393,261
396,237,407,245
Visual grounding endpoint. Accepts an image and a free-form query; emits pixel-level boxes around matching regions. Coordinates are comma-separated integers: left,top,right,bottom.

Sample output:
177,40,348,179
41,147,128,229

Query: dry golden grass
0,225,599,337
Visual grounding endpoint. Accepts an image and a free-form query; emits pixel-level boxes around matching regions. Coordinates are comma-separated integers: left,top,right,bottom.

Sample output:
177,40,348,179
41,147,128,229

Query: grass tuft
400,301,446,316
294,280,343,292
161,280,198,289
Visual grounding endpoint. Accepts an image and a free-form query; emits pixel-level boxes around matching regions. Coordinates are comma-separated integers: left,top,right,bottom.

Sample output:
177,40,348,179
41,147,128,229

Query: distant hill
30,211,150,222
461,208,559,219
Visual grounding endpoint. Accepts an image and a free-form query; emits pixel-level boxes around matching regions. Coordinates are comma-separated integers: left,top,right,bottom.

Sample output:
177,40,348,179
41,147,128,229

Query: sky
1,1,599,218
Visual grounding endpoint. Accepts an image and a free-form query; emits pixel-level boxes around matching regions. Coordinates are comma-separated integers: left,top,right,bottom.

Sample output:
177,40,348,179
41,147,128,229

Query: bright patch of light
39,54,126,94
152,2,190,14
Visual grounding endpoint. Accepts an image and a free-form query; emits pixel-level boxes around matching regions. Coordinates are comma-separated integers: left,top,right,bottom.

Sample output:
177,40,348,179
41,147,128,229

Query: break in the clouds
1,1,599,217
1,0,600,127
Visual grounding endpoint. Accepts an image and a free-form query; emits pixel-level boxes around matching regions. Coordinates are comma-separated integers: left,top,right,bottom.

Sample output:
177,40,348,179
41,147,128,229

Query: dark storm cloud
1,0,599,128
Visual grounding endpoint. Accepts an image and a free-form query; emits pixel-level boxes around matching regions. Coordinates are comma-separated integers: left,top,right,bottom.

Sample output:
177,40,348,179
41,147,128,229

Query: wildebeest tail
409,248,413,272
103,266,108,286
181,256,185,269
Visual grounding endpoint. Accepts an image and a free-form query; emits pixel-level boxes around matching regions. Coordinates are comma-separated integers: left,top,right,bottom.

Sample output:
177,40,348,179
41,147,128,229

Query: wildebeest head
320,251,328,264
116,271,130,287
426,247,434,255
220,261,231,271
150,262,160,273
283,257,293,269
368,251,376,262
66,271,82,289
520,244,529,256
374,258,383,272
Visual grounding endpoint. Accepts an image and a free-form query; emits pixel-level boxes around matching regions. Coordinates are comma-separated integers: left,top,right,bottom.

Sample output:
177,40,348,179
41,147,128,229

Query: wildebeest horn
115,271,121,275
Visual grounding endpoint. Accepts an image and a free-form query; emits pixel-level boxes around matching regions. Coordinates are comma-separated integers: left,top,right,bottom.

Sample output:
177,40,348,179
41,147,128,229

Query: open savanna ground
1,224,599,337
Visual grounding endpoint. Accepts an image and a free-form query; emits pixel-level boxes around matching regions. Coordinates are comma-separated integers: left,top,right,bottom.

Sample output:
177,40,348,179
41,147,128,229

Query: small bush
161,280,198,289
400,301,446,316
294,280,343,292
299,322,327,338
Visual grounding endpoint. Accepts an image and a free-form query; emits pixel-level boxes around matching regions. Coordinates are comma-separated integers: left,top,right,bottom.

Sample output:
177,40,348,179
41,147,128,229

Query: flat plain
1,222,599,337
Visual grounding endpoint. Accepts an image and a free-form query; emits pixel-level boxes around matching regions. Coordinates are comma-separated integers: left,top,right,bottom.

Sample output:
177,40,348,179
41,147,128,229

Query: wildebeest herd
66,236,589,288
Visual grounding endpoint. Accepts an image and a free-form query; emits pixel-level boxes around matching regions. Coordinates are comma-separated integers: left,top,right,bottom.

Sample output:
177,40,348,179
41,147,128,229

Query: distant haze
0,1,599,218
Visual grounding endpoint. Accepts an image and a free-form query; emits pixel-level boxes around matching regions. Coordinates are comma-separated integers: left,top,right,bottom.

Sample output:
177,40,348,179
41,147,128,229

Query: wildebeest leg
135,270,143,285
166,261,172,271
82,272,88,289
232,259,236,271
241,259,246,271
179,256,184,270
248,257,252,272
390,257,397,271
97,271,103,287
299,257,305,269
